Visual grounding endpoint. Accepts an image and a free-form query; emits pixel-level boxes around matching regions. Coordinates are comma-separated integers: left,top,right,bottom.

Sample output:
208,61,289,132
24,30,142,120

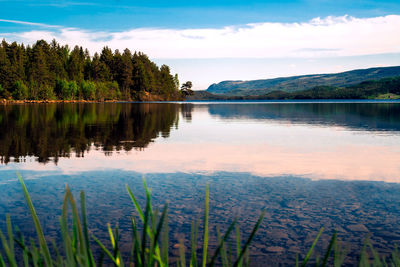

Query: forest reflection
207,102,400,132
0,103,182,164
0,102,399,166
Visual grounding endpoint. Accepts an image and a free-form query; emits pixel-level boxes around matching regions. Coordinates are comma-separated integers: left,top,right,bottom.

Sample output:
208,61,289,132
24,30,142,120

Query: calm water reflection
0,101,400,265
1,101,399,181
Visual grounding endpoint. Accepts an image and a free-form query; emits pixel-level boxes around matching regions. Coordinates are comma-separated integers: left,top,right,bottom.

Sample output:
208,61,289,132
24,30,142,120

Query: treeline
190,76,400,100
263,76,400,100
0,39,182,101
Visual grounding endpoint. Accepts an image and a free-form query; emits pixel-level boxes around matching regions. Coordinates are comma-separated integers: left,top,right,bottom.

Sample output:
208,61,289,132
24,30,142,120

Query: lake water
0,101,400,265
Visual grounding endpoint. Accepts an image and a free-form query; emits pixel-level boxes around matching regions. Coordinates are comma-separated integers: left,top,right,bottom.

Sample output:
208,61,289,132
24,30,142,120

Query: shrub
81,80,96,100
11,81,29,100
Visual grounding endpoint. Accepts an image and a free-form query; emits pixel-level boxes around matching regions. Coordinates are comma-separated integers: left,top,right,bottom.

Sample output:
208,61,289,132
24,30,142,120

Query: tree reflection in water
0,103,180,164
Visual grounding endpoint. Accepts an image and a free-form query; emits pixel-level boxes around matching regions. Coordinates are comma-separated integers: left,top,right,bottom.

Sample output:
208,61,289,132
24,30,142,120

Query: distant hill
206,66,400,95
188,76,400,100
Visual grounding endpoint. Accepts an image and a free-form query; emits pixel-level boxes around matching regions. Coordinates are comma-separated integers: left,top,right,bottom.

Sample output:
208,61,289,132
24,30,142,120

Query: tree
12,80,28,100
55,79,77,100
0,40,13,92
180,81,194,96
114,49,133,99
49,39,67,81
28,41,51,99
67,46,85,82
173,74,179,90
0,84,5,98
100,46,114,81
160,65,176,97
96,81,120,100
91,53,111,82
81,80,96,100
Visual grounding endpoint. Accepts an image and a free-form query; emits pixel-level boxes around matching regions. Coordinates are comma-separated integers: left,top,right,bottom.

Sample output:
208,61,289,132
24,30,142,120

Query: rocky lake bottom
1,170,400,265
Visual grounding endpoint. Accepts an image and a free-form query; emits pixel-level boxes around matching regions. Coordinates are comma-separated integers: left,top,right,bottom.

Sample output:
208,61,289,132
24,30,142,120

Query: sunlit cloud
0,15,399,58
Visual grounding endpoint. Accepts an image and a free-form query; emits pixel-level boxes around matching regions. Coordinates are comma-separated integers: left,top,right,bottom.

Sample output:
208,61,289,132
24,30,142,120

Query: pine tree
28,41,52,99
100,46,114,81
0,40,13,93
67,46,85,82
116,48,133,99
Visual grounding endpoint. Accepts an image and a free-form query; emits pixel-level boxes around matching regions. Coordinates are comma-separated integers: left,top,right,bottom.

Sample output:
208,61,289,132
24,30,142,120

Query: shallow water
0,101,400,265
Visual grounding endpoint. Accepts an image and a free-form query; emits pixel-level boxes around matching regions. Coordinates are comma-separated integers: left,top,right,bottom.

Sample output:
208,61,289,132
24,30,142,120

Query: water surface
0,101,399,265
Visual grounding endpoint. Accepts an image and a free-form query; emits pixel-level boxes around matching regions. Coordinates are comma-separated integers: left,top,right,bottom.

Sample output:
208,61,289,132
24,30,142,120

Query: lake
0,101,400,265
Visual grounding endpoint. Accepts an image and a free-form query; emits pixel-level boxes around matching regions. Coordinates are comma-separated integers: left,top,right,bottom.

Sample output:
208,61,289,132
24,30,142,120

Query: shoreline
0,99,122,104
2,98,400,104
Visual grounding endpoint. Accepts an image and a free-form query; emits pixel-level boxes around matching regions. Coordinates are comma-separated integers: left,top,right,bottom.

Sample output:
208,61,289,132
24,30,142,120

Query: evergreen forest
0,39,182,101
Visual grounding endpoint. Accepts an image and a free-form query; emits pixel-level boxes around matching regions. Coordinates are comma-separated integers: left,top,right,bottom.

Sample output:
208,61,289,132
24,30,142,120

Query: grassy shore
0,176,399,266
373,93,400,100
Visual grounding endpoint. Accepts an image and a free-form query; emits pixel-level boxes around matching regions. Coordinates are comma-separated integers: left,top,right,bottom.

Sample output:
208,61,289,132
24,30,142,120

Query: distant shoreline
2,98,400,105
0,99,121,104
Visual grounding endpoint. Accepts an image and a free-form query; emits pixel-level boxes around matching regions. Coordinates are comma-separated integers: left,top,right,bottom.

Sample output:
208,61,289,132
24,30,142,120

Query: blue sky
2,0,400,29
1,0,400,89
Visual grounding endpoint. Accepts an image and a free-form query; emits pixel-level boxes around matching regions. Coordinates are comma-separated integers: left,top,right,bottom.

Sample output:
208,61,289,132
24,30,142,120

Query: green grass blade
141,193,151,266
142,177,165,267
301,227,324,267
244,248,250,267
131,217,142,266
18,174,53,267
190,219,199,267
13,228,31,267
92,235,120,266
126,184,145,221
52,239,63,265
368,240,382,266
0,253,6,267
216,227,225,266
320,232,337,267
233,212,265,267
0,229,17,267
29,238,40,267
59,216,75,267
154,204,168,244
60,190,75,266
80,191,95,267
65,186,86,256
391,246,400,266
15,229,30,267
333,239,347,267
179,239,186,267
235,224,242,267
162,213,169,265
108,224,116,250
114,226,124,267
152,204,168,266
228,242,234,267
209,219,237,267
202,184,209,267
143,178,154,220
358,237,370,267
6,215,15,260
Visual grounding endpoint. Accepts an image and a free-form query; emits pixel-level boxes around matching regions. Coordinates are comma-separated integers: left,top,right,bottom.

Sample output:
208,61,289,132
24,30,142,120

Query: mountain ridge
206,66,400,95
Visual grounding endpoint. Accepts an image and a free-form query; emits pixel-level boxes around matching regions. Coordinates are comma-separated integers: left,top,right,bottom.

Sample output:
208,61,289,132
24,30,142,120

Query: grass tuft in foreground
0,176,265,267
0,175,399,266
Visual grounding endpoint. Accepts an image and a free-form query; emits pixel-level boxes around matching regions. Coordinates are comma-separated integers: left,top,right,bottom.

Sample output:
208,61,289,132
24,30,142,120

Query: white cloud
0,19,61,28
1,15,400,59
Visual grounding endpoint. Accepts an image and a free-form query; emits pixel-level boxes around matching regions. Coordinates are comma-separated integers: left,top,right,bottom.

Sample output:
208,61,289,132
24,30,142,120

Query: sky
0,0,400,89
